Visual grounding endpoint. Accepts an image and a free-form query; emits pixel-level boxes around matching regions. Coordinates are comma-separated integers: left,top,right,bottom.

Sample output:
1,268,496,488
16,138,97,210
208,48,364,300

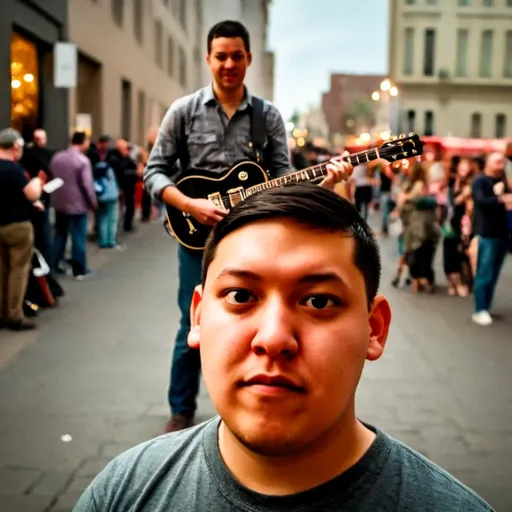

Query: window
405,0,415,4
496,114,506,138
424,29,435,76
134,0,143,44
426,0,437,4
403,28,414,75
424,111,434,136
406,110,416,133
155,20,163,68
168,36,175,77
483,0,493,6
459,0,470,4
112,0,124,27
456,29,468,77
179,0,187,30
121,79,132,140
470,113,482,138
137,90,146,144
480,30,493,77
179,46,187,87
505,31,512,77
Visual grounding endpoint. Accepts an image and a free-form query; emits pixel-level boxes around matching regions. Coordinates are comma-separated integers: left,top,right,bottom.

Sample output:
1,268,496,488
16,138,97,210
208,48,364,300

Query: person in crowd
0,128,43,330
471,151,512,326
49,131,97,280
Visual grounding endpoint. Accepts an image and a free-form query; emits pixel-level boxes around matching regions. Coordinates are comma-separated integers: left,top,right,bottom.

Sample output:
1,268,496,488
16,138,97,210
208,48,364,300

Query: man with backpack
144,20,351,433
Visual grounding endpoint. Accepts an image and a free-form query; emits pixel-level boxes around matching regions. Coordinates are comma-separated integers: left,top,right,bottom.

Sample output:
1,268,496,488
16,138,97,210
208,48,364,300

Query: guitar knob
409,132,415,137
399,133,406,139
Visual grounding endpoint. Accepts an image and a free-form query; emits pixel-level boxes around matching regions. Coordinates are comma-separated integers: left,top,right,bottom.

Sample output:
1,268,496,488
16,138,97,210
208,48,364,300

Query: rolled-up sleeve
265,105,291,178
143,99,184,200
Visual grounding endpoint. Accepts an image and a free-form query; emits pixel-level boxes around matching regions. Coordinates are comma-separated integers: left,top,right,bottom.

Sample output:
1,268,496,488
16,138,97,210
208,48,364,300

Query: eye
225,289,256,305
302,295,340,310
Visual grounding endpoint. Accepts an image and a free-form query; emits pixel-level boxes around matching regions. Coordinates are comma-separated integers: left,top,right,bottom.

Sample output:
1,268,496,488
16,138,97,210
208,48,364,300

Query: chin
224,412,316,457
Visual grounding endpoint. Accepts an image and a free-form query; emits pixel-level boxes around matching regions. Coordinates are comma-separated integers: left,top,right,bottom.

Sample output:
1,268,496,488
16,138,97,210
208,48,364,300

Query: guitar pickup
207,192,224,209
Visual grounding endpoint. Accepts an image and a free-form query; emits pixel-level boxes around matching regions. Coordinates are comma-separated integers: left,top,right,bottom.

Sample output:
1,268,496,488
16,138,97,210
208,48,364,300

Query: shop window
10,32,39,140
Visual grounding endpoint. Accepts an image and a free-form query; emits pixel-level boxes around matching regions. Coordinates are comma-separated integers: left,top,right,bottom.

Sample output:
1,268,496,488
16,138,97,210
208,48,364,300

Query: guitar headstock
377,133,424,163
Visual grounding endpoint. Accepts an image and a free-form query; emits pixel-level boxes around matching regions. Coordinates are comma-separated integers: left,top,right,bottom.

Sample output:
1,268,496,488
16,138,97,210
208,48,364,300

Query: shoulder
79,420,213,508
169,88,206,116
388,435,494,511
256,95,284,124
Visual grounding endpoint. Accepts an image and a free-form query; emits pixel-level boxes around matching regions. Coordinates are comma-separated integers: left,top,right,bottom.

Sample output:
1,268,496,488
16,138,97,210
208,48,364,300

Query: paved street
0,220,511,512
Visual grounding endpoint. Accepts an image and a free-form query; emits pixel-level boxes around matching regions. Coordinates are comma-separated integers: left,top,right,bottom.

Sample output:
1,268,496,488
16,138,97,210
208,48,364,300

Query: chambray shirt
143,85,291,200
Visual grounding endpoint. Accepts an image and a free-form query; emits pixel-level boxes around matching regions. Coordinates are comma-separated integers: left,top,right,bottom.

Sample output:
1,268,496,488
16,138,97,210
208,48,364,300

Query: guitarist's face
188,219,391,456
207,37,252,91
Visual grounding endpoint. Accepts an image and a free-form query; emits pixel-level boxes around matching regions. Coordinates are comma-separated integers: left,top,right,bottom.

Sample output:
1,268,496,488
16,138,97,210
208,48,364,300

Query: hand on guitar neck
318,151,354,190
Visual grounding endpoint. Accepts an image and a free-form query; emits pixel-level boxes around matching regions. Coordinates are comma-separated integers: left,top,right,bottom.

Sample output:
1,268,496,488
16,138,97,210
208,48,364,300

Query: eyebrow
215,268,349,287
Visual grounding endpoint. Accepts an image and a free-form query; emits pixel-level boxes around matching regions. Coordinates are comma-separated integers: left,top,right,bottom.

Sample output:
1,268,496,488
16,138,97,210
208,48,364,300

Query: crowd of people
0,126,162,331
295,144,512,327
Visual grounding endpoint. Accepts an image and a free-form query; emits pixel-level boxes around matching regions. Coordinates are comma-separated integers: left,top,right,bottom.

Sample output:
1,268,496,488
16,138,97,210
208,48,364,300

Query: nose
224,58,236,69
250,298,299,361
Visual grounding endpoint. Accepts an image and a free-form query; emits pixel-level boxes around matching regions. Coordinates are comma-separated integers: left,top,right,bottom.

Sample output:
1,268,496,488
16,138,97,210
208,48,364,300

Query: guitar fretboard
246,147,381,196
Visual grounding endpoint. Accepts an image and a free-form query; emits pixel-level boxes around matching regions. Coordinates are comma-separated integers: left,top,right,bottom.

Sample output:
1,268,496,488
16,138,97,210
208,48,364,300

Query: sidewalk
0,223,511,511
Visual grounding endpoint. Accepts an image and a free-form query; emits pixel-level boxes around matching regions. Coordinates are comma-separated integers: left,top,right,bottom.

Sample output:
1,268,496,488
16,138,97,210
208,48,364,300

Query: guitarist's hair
207,20,251,54
202,183,381,309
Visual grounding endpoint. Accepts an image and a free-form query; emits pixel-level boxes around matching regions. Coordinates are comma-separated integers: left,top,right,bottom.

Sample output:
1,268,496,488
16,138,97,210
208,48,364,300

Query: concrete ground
0,222,511,511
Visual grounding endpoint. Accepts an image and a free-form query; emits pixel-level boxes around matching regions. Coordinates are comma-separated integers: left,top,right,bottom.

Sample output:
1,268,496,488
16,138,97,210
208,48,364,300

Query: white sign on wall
54,42,77,88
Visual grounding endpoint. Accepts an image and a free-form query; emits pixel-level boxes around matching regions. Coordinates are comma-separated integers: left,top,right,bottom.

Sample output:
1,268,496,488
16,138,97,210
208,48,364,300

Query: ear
187,285,203,349
366,295,392,362
247,51,253,67
205,53,211,66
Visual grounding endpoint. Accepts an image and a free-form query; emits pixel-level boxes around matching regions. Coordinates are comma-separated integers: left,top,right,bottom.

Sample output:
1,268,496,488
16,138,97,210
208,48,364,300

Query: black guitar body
165,161,269,251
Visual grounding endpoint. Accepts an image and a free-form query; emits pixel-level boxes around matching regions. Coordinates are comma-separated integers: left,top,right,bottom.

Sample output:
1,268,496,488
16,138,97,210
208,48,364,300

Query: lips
241,374,305,393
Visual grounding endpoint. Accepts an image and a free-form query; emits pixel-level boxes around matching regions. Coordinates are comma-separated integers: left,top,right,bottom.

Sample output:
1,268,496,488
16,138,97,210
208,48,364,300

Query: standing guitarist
144,20,352,433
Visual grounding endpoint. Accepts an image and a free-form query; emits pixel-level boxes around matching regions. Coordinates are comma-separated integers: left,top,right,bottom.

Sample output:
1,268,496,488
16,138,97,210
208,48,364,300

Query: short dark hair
207,20,250,54
71,131,87,145
202,184,381,308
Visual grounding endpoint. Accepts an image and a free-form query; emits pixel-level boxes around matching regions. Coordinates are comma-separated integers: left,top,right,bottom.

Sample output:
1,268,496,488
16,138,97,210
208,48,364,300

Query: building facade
1,0,69,148
200,0,275,101
69,0,203,145
388,0,512,139
321,73,386,144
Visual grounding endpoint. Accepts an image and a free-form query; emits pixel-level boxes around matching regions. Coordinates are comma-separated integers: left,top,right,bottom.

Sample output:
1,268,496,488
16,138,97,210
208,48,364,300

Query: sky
267,0,389,122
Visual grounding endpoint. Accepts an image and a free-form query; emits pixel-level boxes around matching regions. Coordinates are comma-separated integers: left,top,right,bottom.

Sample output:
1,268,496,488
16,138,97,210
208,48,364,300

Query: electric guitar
165,133,424,250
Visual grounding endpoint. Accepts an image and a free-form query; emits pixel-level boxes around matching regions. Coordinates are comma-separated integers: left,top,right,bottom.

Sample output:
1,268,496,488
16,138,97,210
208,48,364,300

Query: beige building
200,0,275,100
69,0,203,145
388,0,512,139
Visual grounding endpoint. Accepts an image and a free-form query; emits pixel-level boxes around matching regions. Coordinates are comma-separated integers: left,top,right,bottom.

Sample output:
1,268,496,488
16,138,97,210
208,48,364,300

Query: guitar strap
250,96,269,171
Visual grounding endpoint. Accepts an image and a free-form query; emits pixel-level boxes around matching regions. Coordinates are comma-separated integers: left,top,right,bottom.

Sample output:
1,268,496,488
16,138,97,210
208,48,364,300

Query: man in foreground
75,184,493,511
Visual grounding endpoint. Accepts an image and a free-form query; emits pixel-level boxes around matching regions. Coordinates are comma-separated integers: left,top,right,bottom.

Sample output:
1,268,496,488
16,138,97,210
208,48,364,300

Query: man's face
486,152,506,177
206,37,252,92
34,130,47,147
189,219,391,456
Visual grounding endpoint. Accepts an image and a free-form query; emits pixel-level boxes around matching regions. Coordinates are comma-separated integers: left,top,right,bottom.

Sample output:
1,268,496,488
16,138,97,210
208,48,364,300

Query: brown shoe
5,320,36,331
164,413,194,433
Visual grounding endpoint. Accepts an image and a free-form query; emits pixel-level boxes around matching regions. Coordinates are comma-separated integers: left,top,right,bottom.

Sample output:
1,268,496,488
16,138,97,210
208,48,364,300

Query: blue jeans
96,201,119,248
473,236,508,313
52,212,88,276
168,244,203,416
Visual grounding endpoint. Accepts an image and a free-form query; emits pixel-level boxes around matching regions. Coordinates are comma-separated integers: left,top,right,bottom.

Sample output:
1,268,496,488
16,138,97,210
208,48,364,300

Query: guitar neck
246,146,382,195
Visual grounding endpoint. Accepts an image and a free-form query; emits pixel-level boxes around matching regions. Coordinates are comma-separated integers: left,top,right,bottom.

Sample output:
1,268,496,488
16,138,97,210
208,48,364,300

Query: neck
70,145,82,152
218,408,376,496
213,81,245,106
0,150,14,161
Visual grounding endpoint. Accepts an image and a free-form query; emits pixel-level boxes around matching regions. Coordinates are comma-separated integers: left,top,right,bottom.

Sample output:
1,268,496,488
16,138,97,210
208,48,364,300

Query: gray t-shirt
74,417,493,511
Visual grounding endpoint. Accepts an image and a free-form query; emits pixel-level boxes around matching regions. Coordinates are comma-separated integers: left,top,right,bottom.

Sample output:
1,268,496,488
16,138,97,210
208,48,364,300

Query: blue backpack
93,162,119,202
